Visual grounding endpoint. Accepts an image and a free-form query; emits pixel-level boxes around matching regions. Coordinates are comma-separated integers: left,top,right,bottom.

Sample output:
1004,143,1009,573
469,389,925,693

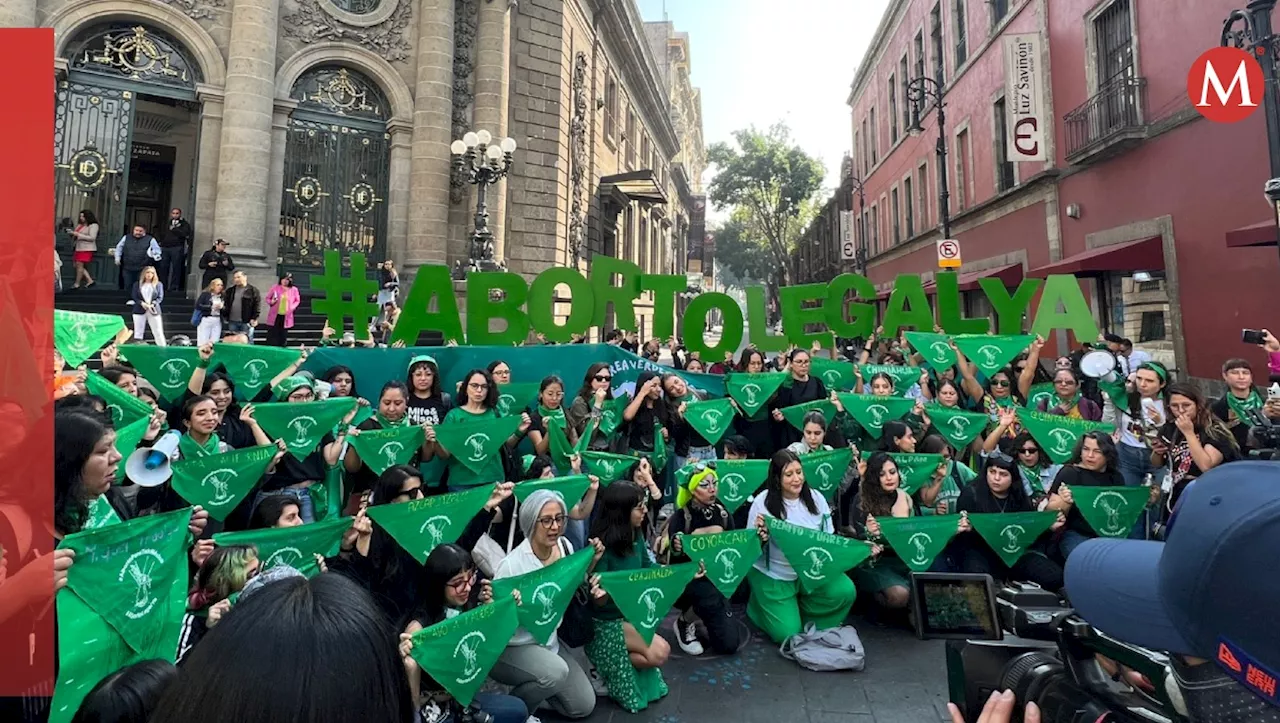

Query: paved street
575,612,950,723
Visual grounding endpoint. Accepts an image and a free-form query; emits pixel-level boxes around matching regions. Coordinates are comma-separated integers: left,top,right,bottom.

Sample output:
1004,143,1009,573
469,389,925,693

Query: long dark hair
763,449,818,519
321,365,357,398
1067,431,1119,471
415,543,475,626
1124,361,1171,414
737,347,765,371
201,371,239,405
71,659,176,723
405,358,442,399
881,420,912,452
972,454,1032,514
249,495,298,529
859,451,900,517
574,362,614,405
1002,432,1045,470
365,465,425,584
149,575,414,723
1166,382,1237,451
459,369,499,410
54,411,113,535
79,209,100,226
589,481,646,556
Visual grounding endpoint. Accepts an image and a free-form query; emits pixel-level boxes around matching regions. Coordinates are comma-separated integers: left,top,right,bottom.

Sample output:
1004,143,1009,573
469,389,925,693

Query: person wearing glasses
957,340,1029,440
401,544,530,723
567,362,618,452
525,375,569,459
990,432,1060,500
489,489,603,719
769,348,830,449
437,369,532,490
1034,368,1102,421
344,381,429,499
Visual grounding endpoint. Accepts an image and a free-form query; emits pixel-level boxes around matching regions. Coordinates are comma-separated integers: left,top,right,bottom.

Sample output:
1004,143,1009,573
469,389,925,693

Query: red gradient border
0,28,55,695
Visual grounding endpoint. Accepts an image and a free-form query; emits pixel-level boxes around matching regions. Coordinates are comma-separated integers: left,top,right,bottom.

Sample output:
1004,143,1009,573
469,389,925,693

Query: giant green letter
779,284,833,349
1031,275,1099,340
746,287,789,352
683,293,743,360
825,273,877,339
980,278,1043,334
935,272,990,335
391,265,464,345
589,255,643,331
640,273,687,341
466,272,530,346
528,267,594,343
882,275,935,335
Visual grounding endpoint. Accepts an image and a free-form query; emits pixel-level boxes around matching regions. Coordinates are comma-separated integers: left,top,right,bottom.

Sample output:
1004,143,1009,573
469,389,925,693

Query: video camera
912,573,1186,723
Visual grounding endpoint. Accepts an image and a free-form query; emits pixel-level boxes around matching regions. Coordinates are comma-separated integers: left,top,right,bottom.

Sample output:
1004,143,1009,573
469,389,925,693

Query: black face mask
1171,657,1280,723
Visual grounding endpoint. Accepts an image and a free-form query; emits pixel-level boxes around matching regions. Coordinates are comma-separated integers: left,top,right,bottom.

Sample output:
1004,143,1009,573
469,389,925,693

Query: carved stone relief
282,0,413,63
568,51,588,264
159,0,227,21
449,0,478,203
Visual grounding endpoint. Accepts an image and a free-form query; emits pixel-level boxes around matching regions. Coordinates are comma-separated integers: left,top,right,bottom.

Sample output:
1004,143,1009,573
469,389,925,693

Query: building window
1139,311,1166,342
860,119,870,174
954,0,968,67
853,129,861,176
891,187,901,245
870,204,880,253
955,128,970,210
904,177,914,237
889,75,899,143
991,0,1009,29
641,135,651,171
1095,0,1134,87
914,32,926,82
931,4,945,84
604,75,617,143
917,162,929,229
899,57,910,131
994,99,1015,192
870,107,879,164
625,109,636,168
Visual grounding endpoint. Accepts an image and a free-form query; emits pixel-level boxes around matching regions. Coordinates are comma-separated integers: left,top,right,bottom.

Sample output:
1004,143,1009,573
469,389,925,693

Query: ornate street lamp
906,72,952,242
450,129,518,280
1222,0,1280,261
848,171,869,276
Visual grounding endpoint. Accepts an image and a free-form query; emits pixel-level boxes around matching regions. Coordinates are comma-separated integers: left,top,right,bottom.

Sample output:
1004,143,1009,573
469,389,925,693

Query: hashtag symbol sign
309,250,380,340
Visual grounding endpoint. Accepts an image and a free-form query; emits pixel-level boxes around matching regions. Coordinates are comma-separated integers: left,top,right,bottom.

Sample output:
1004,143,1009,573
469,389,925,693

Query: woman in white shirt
490,489,599,719
1101,361,1170,539
132,265,167,345
746,449,857,644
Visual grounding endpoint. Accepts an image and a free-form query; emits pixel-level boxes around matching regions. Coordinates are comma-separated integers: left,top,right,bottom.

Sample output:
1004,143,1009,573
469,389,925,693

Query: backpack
779,623,866,672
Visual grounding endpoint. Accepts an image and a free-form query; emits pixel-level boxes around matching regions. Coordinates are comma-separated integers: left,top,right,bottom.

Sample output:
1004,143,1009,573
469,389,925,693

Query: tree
710,210,773,286
707,124,825,290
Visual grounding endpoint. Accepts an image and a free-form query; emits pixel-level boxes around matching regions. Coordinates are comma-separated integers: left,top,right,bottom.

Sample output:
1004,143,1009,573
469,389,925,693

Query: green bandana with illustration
904,331,958,374
765,517,874,593
54,309,125,368
1070,486,1151,538
596,562,699,645
516,474,592,511
859,363,921,394
170,444,277,521
677,459,768,514
113,416,152,483
366,485,493,563
348,424,426,475
209,343,303,400
1026,382,1055,410
677,529,763,598
876,515,962,572
838,393,915,438
85,496,123,530
118,346,203,402
84,371,152,429
966,511,1059,567
682,397,737,444
926,404,990,448
779,398,838,431
725,372,788,416
433,415,522,474
496,383,541,418
491,547,595,645
213,515,350,577
799,446,853,501
597,394,631,439
952,335,1034,377
408,597,520,706
253,398,357,460
810,356,856,391
580,451,642,485
1017,410,1115,464
859,452,948,495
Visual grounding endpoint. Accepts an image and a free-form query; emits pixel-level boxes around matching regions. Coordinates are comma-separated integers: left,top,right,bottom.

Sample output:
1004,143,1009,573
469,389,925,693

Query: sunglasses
990,379,1011,388
1018,447,1040,455
594,375,612,382
398,485,426,500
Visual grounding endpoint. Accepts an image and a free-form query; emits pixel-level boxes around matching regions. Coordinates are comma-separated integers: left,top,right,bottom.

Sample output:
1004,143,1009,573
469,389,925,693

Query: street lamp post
906,71,952,242
849,173,869,276
449,129,518,280
1221,0,1280,262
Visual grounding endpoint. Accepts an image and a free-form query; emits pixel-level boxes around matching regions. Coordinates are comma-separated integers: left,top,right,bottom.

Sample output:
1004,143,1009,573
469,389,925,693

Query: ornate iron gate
54,80,135,281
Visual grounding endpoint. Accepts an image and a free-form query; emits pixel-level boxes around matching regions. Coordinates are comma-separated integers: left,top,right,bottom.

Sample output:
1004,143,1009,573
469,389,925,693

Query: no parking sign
937,238,961,269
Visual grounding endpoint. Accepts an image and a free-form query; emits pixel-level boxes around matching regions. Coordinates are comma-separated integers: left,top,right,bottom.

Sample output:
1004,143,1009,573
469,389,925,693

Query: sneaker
588,666,608,696
525,717,543,723
674,616,704,655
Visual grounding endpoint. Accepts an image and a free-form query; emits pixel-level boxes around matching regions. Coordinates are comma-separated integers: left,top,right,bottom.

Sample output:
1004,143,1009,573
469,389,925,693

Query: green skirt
584,617,668,713
851,554,912,594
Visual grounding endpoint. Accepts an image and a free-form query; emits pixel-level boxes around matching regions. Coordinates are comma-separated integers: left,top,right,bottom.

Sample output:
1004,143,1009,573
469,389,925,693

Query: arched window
278,66,390,274
67,24,202,92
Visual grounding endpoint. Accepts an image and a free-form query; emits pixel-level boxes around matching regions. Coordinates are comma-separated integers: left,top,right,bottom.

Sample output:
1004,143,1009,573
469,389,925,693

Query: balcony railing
1064,76,1148,163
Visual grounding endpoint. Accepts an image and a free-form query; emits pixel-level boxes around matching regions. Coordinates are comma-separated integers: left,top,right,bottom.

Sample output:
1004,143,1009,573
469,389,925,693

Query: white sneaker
588,666,608,696
674,616,704,655
526,717,543,723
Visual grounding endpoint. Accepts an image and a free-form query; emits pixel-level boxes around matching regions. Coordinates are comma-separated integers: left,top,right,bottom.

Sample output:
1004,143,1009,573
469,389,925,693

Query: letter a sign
1188,47,1264,123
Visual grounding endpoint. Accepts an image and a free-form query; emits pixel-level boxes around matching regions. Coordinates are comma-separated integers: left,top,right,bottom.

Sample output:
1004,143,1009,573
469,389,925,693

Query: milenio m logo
1188,46,1265,123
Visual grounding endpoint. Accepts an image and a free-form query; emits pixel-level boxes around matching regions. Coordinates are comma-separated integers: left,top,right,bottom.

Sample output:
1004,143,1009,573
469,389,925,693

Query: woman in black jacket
198,238,235,289
955,454,1065,591
769,348,829,449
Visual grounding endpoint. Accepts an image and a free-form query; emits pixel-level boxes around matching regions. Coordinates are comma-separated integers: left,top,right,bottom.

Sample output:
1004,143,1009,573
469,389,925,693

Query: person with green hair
178,544,260,664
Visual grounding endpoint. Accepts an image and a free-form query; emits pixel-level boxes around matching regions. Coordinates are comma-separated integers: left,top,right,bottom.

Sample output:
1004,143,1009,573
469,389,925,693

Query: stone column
210,0,281,279
0,0,37,28
472,0,512,263
386,121,413,269
406,0,456,278
192,86,225,293
260,99,297,282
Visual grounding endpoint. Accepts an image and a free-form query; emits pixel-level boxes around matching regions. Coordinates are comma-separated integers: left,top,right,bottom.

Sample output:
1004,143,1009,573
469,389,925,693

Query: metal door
54,80,134,282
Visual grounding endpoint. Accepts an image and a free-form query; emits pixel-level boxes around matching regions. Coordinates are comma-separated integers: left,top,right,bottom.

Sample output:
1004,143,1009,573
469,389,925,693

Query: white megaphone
125,430,181,487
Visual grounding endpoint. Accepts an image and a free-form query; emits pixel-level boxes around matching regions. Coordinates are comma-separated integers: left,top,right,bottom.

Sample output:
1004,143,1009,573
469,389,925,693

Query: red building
844,0,1277,382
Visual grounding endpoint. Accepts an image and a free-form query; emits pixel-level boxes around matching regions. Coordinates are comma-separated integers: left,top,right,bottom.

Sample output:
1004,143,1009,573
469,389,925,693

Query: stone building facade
37,0,702,329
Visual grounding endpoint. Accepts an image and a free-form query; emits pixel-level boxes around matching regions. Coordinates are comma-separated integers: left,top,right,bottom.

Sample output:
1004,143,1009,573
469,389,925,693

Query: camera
913,573,1184,723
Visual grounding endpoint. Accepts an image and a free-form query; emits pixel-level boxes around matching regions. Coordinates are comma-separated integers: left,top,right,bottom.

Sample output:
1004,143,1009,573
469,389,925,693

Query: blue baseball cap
1065,461,1280,675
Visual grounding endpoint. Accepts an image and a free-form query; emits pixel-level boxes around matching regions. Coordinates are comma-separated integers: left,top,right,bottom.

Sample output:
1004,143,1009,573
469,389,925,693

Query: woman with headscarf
489,489,601,719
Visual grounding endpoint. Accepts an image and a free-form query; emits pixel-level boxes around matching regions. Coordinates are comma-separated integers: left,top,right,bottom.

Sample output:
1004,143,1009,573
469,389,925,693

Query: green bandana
876,515,963,572
171,444,277,521
365,485,493,563
434,415,523,474
51,508,190,723
349,404,375,428
1045,391,1083,413
84,371,152,429
966,511,1059,567
650,421,669,474
118,346,202,403
253,398,357,460
210,343,303,400
681,397,737,444
859,363,920,394
596,562,700,645
272,374,313,401
53,309,125,368
765,517,874,593
113,416,152,483
860,451,948,494
597,394,630,439
580,451,642,485
798,447,853,501
811,357,856,391
677,530,763,598
952,334,1034,377
904,331,957,373
1025,382,1055,410
517,474,592,511
408,597,520,706
311,464,345,522
537,404,566,426
374,411,409,428
694,459,768,514
347,425,426,475
725,372,788,417
990,394,1018,409
1020,465,1050,494
1017,410,1115,464
178,432,221,461
837,392,916,438
214,516,350,577
545,416,582,472
926,404,989,448
85,495,122,530
496,383,542,418
1225,389,1265,428
492,547,595,645
779,399,838,431
1070,486,1151,538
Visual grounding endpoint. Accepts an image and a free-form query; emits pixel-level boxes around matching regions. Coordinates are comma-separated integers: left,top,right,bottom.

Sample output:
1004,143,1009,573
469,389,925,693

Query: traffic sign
937,238,961,268
839,211,855,261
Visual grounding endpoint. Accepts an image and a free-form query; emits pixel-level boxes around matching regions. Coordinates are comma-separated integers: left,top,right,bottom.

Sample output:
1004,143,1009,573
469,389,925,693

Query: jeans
122,268,141,293
1117,443,1158,539
1059,530,1093,560
251,486,316,524
159,245,185,291
428,693,528,723
226,320,254,343
488,644,596,719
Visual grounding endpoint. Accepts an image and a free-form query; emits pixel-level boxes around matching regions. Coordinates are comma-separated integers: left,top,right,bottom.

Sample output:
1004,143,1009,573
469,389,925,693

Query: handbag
190,307,203,325
554,538,596,648
471,505,516,578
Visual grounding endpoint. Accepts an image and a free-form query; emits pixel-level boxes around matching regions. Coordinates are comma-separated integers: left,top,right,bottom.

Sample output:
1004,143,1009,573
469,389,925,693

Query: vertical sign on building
1004,33,1047,162
839,211,855,261
689,194,707,277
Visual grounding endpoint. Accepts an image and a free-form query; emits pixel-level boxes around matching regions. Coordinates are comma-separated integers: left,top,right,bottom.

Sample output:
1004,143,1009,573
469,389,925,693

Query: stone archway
276,42,413,123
